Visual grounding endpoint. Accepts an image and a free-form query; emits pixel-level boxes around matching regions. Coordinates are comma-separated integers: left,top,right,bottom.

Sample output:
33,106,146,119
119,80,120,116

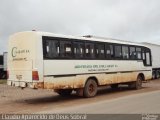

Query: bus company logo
11,47,30,57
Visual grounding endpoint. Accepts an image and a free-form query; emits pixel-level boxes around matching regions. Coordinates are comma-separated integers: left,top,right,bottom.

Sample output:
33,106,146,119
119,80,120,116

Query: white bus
7,31,152,97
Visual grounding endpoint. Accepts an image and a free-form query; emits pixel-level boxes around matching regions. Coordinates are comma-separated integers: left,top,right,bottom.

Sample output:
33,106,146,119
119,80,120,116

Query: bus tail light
32,71,39,81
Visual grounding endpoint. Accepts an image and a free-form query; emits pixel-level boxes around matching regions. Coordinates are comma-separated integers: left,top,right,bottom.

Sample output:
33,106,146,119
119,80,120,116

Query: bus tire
55,89,72,96
83,79,98,98
129,75,142,90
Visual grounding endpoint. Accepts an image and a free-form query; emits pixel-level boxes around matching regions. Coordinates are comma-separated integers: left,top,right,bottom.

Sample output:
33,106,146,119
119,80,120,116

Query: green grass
0,79,7,84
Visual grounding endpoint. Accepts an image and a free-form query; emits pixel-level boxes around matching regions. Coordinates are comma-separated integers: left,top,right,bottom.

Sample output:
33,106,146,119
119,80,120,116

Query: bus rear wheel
55,89,72,96
83,79,98,98
129,75,142,90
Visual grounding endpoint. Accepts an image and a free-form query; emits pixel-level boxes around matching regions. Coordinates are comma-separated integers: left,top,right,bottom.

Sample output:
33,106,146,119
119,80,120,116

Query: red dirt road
0,79,160,114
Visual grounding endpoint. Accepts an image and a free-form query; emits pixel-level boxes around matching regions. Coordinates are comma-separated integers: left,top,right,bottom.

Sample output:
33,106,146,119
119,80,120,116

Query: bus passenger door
142,48,152,66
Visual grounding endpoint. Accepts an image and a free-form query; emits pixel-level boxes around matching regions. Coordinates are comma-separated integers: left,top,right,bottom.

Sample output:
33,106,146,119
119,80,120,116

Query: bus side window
95,43,105,59
129,46,136,59
85,43,95,59
45,40,60,59
60,40,72,58
122,46,129,59
110,45,114,58
106,44,114,59
136,47,142,60
73,41,85,59
114,45,122,59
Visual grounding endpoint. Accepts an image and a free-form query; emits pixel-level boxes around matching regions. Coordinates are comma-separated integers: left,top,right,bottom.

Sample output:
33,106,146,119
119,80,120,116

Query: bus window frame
122,45,129,60
84,42,95,59
95,42,105,59
114,44,122,59
42,36,151,64
73,40,85,59
142,47,152,66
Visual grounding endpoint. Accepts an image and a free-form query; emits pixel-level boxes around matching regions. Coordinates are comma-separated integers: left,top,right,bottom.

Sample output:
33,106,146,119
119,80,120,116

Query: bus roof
12,31,147,47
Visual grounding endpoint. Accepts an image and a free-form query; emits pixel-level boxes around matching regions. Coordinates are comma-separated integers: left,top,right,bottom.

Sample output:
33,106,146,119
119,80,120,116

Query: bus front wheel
129,75,142,90
83,79,98,98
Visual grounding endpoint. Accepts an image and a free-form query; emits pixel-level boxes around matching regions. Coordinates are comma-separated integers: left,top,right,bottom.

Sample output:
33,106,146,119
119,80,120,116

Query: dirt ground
0,79,160,114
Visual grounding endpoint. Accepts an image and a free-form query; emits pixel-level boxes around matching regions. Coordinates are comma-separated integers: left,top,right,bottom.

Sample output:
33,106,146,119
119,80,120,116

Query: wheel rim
88,84,95,94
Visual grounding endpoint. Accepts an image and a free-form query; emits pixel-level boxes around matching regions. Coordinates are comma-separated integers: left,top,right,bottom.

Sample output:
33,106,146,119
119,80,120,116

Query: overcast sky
0,0,160,54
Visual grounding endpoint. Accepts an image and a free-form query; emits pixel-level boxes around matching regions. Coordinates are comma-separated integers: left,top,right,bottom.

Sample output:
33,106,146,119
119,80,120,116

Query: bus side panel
143,70,152,80
42,76,74,89
42,60,152,90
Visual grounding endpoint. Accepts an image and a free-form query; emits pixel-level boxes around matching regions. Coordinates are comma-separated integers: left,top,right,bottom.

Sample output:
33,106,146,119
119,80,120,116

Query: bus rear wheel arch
83,78,98,98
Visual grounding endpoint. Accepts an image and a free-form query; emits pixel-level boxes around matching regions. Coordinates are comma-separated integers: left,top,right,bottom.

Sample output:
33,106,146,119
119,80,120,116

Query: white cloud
0,0,160,54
